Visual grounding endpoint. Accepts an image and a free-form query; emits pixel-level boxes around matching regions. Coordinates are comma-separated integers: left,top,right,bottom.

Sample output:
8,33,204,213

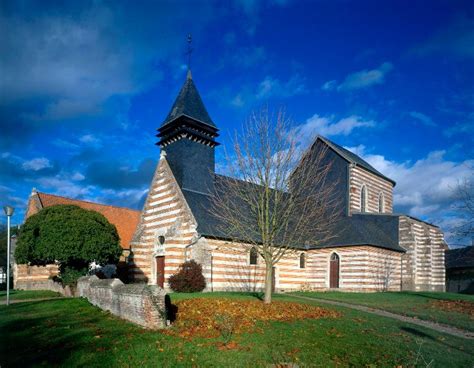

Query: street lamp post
3,206,14,306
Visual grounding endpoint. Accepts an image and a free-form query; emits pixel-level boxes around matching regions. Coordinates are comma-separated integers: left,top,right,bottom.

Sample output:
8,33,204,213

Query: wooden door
329,253,339,288
156,256,165,288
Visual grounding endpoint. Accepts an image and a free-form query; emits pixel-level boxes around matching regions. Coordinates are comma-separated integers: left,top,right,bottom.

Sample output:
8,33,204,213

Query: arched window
249,247,258,265
329,253,340,288
378,192,384,213
299,253,306,269
360,185,367,212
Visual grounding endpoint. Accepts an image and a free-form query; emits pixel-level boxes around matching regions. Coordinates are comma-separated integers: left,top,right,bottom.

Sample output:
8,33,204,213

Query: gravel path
290,294,474,340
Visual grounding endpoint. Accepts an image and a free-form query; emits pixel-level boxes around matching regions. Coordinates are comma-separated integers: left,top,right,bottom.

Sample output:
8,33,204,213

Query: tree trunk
264,260,273,304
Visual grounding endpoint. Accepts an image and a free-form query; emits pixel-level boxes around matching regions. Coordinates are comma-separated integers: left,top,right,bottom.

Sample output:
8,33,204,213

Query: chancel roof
181,175,405,253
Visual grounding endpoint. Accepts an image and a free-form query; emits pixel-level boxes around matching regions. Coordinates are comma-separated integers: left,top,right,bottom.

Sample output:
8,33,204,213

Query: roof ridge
316,135,396,186
36,192,141,213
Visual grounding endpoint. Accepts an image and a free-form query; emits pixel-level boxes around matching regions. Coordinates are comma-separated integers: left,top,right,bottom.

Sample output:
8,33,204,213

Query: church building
17,71,446,293
128,71,446,292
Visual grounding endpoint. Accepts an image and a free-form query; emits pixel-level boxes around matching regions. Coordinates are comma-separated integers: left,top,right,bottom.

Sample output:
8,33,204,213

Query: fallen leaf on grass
429,300,474,317
216,341,240,350
165,298,340,340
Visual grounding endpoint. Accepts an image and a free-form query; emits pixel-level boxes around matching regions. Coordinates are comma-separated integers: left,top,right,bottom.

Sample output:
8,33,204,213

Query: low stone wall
77,276,167,329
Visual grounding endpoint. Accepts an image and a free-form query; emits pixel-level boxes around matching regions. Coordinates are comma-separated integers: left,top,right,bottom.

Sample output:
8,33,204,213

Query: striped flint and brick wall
129,155,198,286
399,216,446,291
349,165,394,214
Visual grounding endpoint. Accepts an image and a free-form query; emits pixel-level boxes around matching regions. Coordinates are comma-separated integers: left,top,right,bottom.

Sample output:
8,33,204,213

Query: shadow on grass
165,295,178,322
0,300,104,367
401,291,473,302
401,326,434,339
243,291,264,300
400,326,470,354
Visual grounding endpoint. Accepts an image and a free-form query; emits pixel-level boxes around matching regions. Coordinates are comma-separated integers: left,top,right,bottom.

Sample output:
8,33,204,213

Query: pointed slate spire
161,71,216,128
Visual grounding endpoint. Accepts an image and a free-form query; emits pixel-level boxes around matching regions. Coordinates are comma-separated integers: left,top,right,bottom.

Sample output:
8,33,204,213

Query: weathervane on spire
186,34,193,72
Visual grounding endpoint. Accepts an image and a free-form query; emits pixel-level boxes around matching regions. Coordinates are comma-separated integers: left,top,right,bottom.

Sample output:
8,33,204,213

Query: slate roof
318,136,396,186
182,175,405,253
161,70,216,128
319,213,404,252
33,192,141,250
445,246,474,269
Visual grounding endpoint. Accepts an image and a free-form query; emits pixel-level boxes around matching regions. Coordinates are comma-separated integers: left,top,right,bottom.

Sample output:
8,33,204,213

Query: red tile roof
32,192,141,250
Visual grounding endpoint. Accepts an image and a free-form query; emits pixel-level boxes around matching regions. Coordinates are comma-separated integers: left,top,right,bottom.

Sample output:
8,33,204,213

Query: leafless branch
209,107,342,303
451,168,474,242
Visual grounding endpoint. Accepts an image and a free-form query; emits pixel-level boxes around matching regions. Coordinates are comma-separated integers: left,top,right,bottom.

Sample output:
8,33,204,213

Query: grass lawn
1,292,473,367
291,291,474,332
0,289,61,301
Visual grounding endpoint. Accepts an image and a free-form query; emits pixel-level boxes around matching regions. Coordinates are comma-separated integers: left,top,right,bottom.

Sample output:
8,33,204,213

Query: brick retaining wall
77,276,167,329
14,263,59,289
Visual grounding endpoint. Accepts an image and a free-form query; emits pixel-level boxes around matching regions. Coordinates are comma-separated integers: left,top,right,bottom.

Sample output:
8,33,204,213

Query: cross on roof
186,34,193,71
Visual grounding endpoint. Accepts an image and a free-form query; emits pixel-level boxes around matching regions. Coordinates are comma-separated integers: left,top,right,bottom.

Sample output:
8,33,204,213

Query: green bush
169,260,206,292
15,205,122,285
59,265,89,286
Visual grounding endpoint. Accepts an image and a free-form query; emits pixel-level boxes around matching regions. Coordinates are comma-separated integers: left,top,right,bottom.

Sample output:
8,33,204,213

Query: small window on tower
361,185,367,212
378,192,385,213
299,253,306,269
158,235,165,245
249,247,258,265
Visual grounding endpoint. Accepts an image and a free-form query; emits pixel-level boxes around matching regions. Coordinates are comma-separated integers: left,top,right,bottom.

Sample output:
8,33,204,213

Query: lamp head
3,206,14,217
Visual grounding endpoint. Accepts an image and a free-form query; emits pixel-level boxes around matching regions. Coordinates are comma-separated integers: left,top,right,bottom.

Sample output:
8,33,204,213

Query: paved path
0,297,66,305
290,294,474,340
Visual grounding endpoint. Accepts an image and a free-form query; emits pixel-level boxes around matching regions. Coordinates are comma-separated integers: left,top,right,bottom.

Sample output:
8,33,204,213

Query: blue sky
0,0,473,246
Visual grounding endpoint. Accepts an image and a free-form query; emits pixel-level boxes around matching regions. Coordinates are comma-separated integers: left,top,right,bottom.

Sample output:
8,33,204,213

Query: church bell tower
157,70,219,194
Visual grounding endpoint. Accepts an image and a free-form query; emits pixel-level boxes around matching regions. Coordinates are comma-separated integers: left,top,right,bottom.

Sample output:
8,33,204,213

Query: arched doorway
329,253,340,288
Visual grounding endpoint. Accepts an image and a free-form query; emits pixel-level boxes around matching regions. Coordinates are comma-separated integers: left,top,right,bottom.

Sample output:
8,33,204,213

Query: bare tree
451,170,474,243
210,108,341,303
372,254,397,292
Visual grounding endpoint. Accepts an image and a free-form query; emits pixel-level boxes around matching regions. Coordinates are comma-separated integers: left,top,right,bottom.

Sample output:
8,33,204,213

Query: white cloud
0,12,142,112
409,111,436,127
72,172,85,181
415,16,474,59
79,134,102,147
338,62,393,91
231,46,265,68
93,188,148,209
256,75,307,99
321,80,337,91
345,144,474,243
292,115,375,147
231,94,245,107
0,3,216,120
444,112,474,138
52,139,80,150
36,176,94,198
22,157,52,171
322,62,394,92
